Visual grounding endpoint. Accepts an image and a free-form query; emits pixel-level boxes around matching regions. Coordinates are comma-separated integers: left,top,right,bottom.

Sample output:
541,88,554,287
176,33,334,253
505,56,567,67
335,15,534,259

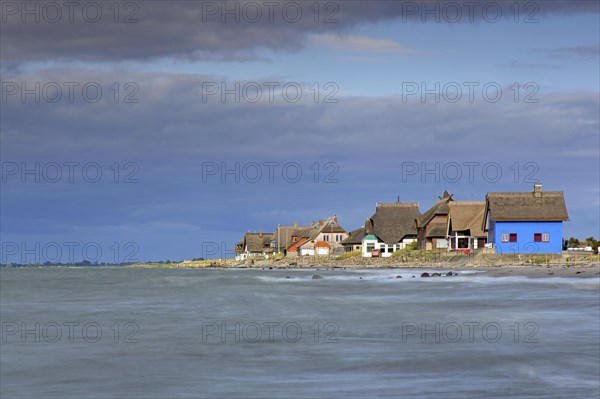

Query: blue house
483,185,569,254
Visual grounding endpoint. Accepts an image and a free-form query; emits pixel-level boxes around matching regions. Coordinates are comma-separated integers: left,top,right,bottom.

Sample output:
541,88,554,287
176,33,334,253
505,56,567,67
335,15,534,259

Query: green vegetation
336,250,361,260
390,242,418,257
267,253,285,261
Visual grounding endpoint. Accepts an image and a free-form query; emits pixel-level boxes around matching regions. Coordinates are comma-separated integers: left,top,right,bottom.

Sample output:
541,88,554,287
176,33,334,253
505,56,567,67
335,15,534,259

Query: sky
1,0,599,263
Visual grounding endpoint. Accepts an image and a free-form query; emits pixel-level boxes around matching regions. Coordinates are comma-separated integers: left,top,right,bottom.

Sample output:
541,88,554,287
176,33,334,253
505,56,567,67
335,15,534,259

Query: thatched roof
426,224,447,238
484,189,569,224
341,227,366,245
417,191,453,227
448,202,486,238
237,232,275,253
275,225,318,248
365,202,421,244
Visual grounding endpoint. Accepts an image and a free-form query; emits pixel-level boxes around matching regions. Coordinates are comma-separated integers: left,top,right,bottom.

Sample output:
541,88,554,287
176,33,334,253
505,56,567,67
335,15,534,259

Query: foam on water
1,267,598,399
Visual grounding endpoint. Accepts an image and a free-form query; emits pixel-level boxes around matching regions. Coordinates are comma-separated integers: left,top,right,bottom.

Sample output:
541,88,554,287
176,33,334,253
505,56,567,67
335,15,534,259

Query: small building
274,223,319,255
297,217,348,256
415,191,453,250
285,237,308,258
234,230,276,260
341,227,366,253
362,201,421,257
483,184,569,254
446,201,487,253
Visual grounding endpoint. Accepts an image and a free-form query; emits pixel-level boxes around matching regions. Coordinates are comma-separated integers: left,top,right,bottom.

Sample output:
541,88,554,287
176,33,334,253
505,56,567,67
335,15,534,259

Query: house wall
300,248,315,256
433,238,448,249
361,238,417,257
316,231,348,243
316,246,329,256
490,221,563,254
344,244,362,252
235,253,248,261
362,238,379,257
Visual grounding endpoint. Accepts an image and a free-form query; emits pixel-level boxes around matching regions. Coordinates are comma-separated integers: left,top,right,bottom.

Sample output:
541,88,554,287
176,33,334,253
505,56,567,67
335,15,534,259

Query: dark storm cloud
2,68,598,160
1,0,598,65
2,68,598,258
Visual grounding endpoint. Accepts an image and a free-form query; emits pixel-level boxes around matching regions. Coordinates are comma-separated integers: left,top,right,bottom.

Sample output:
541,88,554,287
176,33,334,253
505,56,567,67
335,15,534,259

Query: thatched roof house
341,227,366,252
448,202,486,238
342,227,366,245
483,188,569,224
235,231,275,259
447,201,487,251
483,184,569,254
275,224,318,251
297,217,348,256
365,202,421,244
415,191,453,250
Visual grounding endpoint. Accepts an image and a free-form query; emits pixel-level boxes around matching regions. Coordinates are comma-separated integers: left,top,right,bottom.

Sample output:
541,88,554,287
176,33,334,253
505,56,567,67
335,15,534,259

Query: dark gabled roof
447,201,486,238
341,227,366,245
484,190,569,225
417,191,453,227
365,202,421,244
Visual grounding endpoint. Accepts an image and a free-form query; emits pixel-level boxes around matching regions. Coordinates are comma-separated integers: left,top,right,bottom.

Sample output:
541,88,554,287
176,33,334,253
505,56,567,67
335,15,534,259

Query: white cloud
310,33,412,54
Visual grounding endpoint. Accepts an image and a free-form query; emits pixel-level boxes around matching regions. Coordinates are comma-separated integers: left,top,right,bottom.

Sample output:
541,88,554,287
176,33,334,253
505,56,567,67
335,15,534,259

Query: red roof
287,237,307,252
315,241,330,248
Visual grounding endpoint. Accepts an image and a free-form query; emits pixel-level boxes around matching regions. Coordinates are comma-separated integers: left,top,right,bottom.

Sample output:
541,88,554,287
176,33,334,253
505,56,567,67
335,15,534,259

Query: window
366,244,374,253
501,233,509,243
542,233,550,242
323,235,329,242
509,233,517,242
534,233,542,242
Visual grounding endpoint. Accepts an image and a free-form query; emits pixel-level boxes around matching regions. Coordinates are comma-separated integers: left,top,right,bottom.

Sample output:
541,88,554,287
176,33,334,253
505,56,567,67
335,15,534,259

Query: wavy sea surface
1,267,599,398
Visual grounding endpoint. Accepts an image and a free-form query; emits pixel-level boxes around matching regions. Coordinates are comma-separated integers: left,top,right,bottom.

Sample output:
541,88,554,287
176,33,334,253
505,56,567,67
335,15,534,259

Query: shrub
336,250,361,260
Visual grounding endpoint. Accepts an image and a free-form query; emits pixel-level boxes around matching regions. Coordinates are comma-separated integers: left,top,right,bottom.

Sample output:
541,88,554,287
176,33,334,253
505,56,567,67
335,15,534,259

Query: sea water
1,267,598,398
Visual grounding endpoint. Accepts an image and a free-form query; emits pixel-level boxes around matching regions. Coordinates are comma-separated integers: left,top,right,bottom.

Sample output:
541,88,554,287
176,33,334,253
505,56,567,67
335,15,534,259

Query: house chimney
397,195,400,202
334,215,338,223
534,184,542,198
258,230,263,237
319,219,323,226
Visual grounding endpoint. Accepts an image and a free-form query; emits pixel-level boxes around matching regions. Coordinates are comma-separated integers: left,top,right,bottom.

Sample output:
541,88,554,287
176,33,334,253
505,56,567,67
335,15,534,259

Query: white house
361,201,421,258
